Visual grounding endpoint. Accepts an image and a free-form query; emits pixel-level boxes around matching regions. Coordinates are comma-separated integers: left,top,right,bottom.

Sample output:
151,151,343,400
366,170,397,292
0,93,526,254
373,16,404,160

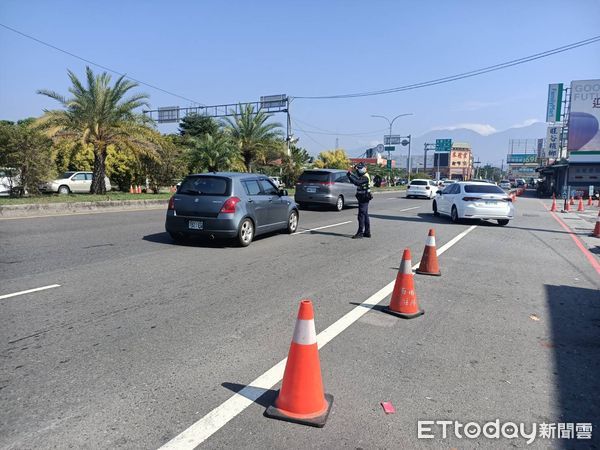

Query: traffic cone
593,211,600,238
570,196,575,205
384,249,424,319
129,185,134,194
587,196,593,206
564,198,571,212
577,197,585,212
550,194,557,212
416,229,441,276
265,300,333,427
137,185,142,194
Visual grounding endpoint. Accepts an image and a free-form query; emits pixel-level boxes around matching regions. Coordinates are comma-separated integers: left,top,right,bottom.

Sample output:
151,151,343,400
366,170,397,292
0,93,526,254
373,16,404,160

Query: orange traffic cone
416,229,441,276
577,197,585,212
137,185,142,194
550,194,557,212
384,249,424,319
588,196,593,206
265,300,333,427
593,211,600,238
129,185,134,194
570,196,575,205
564,198,571,212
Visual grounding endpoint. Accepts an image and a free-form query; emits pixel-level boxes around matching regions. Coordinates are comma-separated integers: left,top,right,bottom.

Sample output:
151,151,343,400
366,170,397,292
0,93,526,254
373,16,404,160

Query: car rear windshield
464,185,505,194
179,176,231,196
299,171,331,182
410,180,427,186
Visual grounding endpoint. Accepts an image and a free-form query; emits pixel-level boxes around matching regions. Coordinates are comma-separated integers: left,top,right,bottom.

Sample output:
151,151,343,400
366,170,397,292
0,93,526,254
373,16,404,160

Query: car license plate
486,200,498,205
306,187,317,193
188,220,203,230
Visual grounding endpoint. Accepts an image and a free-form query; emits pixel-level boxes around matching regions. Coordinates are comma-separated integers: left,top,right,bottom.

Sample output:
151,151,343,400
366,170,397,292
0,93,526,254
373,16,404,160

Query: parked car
515,179,527,189
0,168,21,196
294,169,359,211
40,171,112,194
406,179,438,199
165,172,299,247
432,181,514,226
499,180,512,190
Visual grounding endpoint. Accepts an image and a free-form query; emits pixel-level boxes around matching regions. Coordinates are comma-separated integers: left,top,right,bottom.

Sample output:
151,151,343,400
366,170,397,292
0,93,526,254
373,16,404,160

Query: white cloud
511,118,542,128
433,123,498,136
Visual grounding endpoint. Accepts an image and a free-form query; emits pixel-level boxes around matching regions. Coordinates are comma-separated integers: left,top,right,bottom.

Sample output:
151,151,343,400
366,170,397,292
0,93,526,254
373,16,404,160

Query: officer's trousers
357,201,370,235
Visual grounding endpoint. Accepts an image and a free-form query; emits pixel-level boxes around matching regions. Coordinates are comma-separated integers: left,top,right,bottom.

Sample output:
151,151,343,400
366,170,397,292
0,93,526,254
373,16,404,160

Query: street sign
546,83,563,123
260,94,287,109
384,135,403,145
375,144,385,153
157,106,180,123
387,160,392,169
435,139,452,152
384,145,396,152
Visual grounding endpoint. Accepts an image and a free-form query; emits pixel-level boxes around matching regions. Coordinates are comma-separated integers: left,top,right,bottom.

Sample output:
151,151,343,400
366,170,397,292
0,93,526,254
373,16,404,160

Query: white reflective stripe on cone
292,319,317,345
426,235,436,246
400,259,412,274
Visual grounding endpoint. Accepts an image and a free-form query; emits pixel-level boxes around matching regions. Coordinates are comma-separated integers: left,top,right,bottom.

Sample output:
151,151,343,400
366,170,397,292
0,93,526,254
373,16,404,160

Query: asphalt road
1,193,599,449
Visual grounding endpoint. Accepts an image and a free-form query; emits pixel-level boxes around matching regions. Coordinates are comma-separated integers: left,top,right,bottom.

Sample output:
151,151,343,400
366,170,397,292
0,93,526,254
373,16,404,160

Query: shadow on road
221,382,278,408
544,284,600,448
369,212,455,224
349,301,388,313
142,232,230,248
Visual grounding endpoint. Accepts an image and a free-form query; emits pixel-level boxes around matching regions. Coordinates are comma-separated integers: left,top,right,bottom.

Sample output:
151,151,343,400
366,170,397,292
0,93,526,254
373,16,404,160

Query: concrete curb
0,199,168,219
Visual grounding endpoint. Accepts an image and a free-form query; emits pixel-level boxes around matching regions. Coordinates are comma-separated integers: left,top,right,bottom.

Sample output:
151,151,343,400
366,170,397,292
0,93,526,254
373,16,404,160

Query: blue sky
1,0,599,158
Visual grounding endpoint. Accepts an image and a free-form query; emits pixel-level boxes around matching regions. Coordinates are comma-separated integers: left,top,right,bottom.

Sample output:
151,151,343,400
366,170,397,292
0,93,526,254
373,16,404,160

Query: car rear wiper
181,189,202,195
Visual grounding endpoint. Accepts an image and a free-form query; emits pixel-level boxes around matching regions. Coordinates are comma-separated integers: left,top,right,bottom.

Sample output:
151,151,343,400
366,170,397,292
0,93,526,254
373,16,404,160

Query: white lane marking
0,284,61,300
292,221,352,235
159,224,478,450
399,206,420,212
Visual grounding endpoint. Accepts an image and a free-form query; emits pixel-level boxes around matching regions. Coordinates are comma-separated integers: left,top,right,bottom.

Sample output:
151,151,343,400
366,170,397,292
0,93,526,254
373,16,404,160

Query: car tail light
462,196,481,202
220,197,241,213
318,181,334,185
168,196,175,210
503,197,513,202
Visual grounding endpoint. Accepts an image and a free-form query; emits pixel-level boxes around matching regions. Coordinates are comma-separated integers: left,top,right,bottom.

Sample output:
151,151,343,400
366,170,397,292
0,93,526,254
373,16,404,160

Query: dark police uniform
347,170,372,238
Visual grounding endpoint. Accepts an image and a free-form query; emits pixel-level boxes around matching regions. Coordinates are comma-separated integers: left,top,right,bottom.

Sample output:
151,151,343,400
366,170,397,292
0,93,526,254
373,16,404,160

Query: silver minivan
294,169,358,211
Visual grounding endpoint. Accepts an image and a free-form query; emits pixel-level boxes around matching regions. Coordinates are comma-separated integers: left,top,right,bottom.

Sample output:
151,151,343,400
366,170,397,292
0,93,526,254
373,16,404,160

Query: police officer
347,162,372,239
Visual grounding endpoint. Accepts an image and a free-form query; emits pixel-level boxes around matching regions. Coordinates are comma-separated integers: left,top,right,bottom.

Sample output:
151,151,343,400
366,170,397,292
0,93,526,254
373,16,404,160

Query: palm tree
186,133,244,173
224,104,283,172
36,66,158,194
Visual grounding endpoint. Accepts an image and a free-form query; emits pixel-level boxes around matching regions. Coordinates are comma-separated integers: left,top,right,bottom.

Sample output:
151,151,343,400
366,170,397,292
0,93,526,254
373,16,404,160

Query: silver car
294,169,359,211
41,171,112,194
165,172,299,247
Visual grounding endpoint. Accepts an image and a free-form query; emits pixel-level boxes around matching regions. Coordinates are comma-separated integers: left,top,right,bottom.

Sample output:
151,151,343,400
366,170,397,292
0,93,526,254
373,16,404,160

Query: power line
294,35,600,100
0,22,205,106
294,117,388,136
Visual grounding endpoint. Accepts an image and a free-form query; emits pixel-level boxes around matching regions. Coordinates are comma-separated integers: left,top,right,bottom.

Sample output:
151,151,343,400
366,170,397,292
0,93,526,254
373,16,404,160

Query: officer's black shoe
363,233,371,238
352,233,364,239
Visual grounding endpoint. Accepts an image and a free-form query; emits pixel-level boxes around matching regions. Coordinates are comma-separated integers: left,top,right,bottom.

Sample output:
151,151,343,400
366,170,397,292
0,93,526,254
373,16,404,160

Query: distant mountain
394,122,547,166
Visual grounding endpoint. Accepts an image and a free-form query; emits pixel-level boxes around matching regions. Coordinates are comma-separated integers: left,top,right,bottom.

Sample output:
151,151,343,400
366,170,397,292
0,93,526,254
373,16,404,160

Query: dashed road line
0,284,61,300
158,224,478,450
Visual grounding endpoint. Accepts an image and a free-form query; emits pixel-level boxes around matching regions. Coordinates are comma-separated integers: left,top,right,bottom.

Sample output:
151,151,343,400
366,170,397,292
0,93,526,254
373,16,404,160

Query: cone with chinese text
550,194,557,212
265,300,333,427
577,197,585,212
593,211,600,238
416,229,441,276
384,249,424,319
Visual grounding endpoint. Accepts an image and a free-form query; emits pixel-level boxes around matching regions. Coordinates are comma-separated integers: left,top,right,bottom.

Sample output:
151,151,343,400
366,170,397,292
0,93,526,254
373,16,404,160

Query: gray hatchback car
165,173,299,247
294,169,359,211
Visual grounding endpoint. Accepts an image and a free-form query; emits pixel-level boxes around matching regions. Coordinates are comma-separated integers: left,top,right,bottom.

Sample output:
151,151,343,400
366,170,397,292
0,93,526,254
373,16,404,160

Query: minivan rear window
464,184,505,194
410,180,427,186
179,176,231,196
299,171,331,182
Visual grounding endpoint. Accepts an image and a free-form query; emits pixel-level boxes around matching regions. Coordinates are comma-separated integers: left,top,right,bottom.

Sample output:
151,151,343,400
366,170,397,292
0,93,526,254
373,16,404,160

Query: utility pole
423,143,435,176
335,137,339,149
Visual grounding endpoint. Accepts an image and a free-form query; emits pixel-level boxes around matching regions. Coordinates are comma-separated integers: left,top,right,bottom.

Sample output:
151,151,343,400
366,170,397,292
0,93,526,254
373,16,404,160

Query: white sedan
432,181,514,225
406,179,438,199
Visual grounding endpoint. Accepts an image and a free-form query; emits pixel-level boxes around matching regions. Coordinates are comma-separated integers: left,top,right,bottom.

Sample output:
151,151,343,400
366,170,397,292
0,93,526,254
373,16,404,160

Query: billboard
506,154,537,164
546,83,563,122
567,79,600,152
544,124,562,158
433,152,449,167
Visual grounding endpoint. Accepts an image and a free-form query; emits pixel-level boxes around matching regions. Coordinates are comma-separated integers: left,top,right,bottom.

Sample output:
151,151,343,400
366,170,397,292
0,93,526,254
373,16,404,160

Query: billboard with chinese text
567,79,600,152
